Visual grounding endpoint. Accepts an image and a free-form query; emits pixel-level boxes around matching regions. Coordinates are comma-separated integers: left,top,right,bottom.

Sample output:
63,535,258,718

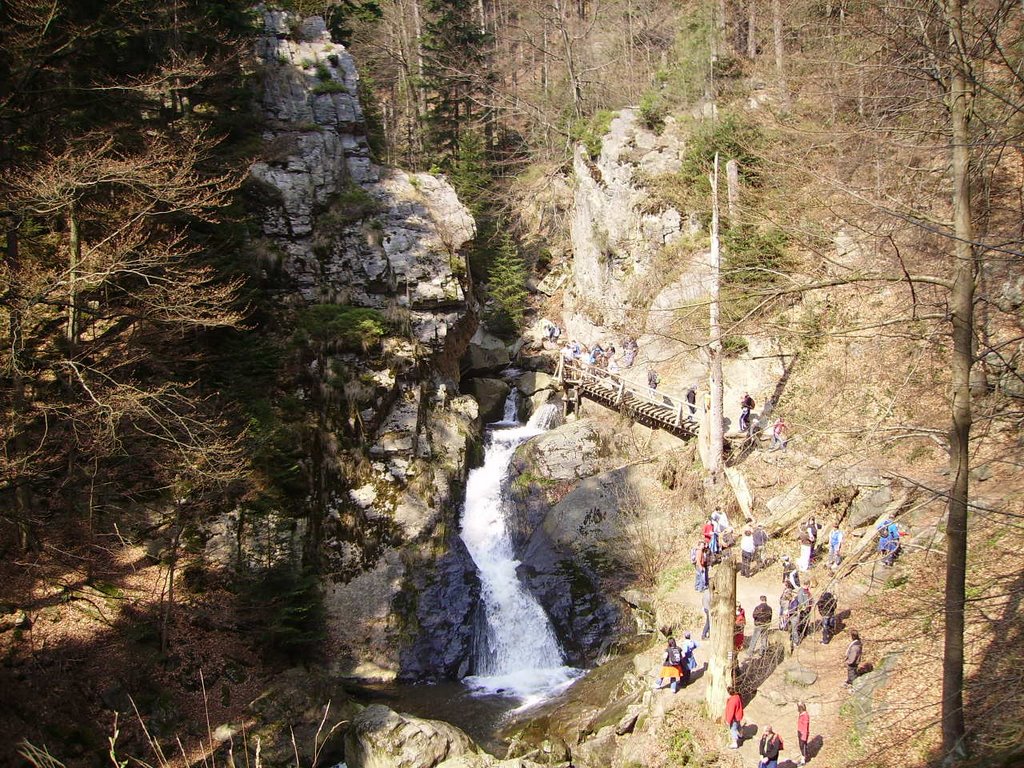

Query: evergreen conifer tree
486,232,529,336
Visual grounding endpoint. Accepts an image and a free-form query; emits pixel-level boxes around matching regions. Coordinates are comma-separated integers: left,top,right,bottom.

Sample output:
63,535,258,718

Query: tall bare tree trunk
707,154,725,480
6,224,35,552
941,1,972,760
554,0,584,119
746,0,756,58
771,0,788,107
705,556,736,714
411,0,428,151
67,203,81,345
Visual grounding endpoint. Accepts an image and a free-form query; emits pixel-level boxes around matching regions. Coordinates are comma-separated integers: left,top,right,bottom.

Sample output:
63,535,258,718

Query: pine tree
420,0,491,165
486,232,529,337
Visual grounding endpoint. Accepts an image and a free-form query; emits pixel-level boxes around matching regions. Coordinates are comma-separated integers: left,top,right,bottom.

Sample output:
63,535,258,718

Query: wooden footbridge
555,357,699,439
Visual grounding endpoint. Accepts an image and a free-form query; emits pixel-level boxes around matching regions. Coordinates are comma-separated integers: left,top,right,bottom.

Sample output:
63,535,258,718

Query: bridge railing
555,356,695,430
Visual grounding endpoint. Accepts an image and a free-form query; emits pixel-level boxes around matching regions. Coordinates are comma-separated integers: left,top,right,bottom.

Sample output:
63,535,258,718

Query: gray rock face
462,377,511,423
848,482,893,530
512,420,609,484
568,110,696,324
508,456,640,665
462,328,512,376
399,538,481,681
252,9,474,340
344,704,479,768
247,10,481,683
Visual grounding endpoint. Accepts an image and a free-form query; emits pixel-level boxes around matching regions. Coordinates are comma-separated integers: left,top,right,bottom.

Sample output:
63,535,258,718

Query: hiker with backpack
789,586,813,648
782,555,800,591
655,637,685,692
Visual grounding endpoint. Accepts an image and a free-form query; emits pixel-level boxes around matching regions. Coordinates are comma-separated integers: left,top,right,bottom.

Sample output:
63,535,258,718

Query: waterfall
460,402,581,707
500,387,520,424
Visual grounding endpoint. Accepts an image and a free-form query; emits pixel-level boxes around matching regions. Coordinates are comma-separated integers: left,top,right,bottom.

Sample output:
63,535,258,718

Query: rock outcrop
344,705,479,768
213,9,483,682
507,424,632,664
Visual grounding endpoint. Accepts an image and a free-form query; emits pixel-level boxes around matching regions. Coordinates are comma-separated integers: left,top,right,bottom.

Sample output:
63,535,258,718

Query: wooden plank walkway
555,357,699,439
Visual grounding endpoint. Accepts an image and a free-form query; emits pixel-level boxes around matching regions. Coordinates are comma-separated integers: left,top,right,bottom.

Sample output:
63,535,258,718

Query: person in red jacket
796,702,810,765
734,604,747,651
724,687,745,748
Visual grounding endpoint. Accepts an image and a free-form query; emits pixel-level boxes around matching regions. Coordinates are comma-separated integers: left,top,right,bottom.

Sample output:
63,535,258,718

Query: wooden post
726,159,739,222
705,555,737,715
675,400,684,428
617,378,624,406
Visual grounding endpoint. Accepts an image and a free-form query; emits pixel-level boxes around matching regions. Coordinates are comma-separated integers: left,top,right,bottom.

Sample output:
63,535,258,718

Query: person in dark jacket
749,595,773,656
656,637,685,692
845,630,863,687
817,590,838,644
758,724,784,768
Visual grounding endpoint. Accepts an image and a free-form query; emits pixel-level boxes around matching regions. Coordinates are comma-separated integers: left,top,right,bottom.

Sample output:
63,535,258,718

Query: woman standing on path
796,702,810,765
724,687,745,748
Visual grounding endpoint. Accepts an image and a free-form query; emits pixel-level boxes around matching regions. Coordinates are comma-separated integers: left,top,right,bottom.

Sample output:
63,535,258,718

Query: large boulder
511,467,666,664
344,705,479,768
516,372,556,398
512,420,611,483
848,482,893,530
462,328,512,376
462,377,511,423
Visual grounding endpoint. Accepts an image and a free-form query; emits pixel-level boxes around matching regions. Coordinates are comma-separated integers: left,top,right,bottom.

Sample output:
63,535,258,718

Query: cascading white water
500,387,520,424
460,401,581,707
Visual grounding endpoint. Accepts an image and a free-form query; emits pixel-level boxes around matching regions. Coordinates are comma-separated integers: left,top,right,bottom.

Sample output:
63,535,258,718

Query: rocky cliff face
566,110,699,333
216,9,482,681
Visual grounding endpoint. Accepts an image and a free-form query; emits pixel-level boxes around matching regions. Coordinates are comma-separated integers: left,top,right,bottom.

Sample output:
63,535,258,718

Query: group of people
877,518,904,566
736,390,789,451
561,335,639,374
693,508,748,591
724,689,813,767
694,510,772,590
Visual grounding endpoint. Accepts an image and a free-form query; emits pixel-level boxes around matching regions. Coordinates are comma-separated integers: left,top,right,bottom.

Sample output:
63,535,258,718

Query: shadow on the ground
737,642,786,700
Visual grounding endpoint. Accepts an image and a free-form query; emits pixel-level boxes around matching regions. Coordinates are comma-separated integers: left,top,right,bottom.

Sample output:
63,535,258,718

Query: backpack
668,645,683,665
